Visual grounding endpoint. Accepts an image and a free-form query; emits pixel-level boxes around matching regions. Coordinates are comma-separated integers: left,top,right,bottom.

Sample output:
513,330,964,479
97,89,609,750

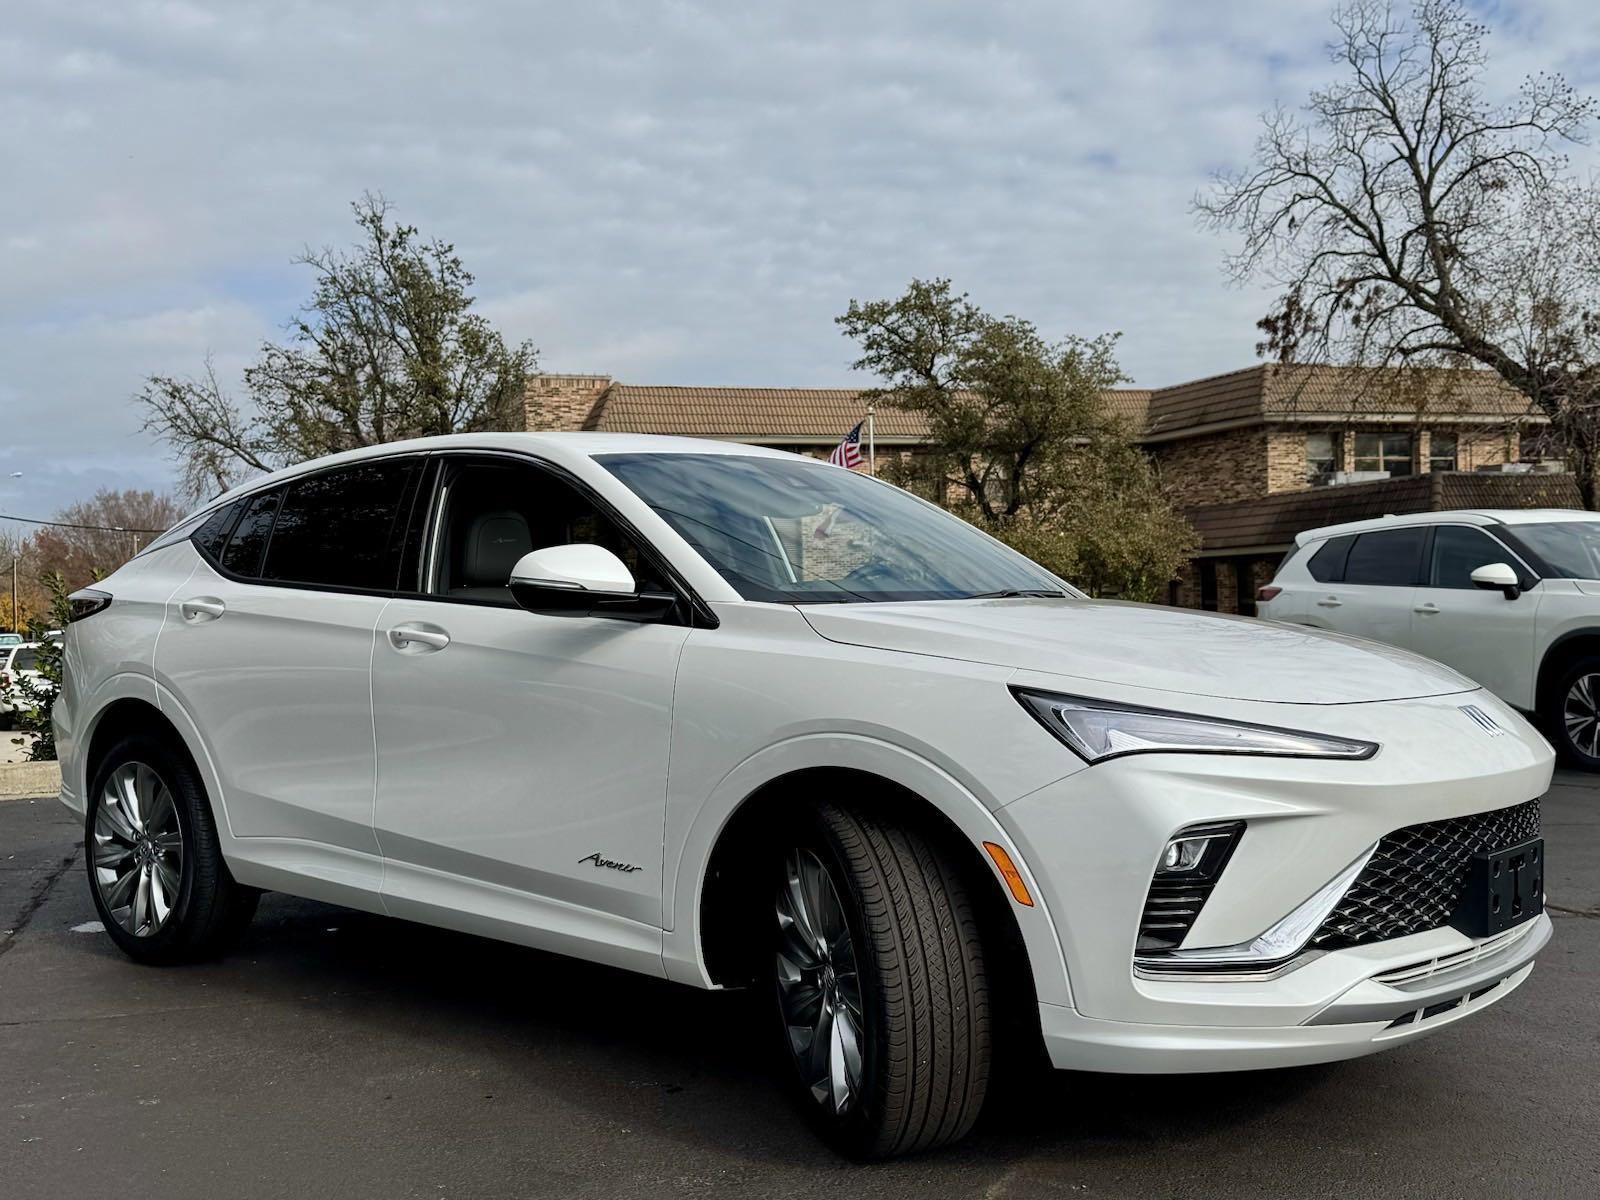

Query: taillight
68,589,113,622
1256,585,1282,603
0,671,9,688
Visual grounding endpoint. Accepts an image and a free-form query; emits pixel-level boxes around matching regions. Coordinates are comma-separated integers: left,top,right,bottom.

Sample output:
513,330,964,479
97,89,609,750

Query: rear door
1311,526,1428,649
155,456,422,864
1408,523,1539,701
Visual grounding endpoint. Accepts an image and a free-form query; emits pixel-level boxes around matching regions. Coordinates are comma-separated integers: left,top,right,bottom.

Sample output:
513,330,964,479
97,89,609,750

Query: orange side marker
982,841,1034,907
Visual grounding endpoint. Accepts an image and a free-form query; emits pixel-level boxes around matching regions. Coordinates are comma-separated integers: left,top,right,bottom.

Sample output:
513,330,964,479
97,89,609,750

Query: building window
1428,432,1458,473
1306,432,1342,483
1354,431,1414,477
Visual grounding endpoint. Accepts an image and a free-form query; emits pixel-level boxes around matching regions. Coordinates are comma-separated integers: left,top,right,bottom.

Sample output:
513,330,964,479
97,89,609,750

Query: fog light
1157,830,1233,875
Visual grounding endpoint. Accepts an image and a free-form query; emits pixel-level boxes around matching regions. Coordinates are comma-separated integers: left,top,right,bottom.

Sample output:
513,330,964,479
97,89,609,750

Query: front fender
660,731,1074,1008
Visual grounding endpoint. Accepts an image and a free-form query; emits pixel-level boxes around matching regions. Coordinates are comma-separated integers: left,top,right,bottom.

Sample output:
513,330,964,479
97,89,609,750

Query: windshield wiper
966,588,1069,599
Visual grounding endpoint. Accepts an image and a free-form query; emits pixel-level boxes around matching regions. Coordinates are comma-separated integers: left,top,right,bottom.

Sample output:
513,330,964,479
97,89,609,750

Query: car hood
799,598,1477,704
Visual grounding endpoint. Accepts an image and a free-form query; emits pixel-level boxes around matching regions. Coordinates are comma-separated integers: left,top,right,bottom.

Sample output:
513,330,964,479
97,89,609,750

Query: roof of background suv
1293,507,1600,546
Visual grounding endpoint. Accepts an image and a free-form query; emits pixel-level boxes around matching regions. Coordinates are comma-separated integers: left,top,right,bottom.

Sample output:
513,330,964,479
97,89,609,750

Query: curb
0,760,61,800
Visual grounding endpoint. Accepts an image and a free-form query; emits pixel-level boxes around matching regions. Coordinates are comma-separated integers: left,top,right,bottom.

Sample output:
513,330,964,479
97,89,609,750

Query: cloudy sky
4,1,1599,524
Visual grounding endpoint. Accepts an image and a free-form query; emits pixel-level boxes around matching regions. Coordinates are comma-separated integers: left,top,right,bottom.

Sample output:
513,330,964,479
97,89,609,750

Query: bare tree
1198,1,1600,501
138,194,538,499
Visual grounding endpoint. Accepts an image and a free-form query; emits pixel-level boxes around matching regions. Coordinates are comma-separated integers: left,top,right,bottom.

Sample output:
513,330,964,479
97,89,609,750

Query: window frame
191,450,427,599
397,449,714,628
256,457,424,593
183,447,715,624
1305,431,1342,483
1427,432,1459,473
1353,430,1415,477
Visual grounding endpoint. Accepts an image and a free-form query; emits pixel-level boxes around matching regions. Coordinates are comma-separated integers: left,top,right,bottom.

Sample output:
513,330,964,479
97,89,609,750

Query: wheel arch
663,735,1072,1012
1535,627,1600,715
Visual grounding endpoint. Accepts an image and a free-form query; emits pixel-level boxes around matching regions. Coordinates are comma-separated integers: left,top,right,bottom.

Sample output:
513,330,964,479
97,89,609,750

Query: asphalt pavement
3,778,1597,1199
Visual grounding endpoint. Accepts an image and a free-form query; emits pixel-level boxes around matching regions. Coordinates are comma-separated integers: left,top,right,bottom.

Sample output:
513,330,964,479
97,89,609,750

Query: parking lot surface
3,777,1597,1200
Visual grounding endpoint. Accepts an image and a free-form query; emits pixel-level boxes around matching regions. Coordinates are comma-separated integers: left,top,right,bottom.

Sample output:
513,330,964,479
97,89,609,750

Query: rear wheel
85,733,258,963
771,802,990,1159
1547,656,1600,771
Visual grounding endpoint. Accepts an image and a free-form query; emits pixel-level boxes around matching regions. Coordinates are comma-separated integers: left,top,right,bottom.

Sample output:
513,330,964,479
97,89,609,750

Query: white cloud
3,0,1599,517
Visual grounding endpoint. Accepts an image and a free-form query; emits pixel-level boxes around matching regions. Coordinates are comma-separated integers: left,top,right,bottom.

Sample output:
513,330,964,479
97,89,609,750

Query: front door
1409,524,1540,702
370,455,690,971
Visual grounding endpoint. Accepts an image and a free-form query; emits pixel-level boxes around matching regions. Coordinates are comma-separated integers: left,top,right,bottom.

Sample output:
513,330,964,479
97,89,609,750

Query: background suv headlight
1012,689,1379,763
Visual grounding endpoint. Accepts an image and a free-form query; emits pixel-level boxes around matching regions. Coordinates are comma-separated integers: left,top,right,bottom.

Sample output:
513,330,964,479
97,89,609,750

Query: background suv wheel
1547,655,1600,771
86,733,258,964
771,801,991,1159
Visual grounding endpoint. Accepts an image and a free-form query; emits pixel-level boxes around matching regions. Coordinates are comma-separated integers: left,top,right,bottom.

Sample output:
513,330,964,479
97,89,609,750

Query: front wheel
772,803,991,1159
1547,656,1600,771
85,733,258,963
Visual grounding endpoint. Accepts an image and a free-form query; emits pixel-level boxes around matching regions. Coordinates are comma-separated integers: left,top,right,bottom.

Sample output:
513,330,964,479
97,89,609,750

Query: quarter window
261,460,420,591
193,502,242,562
1306,535,1354,583
1343,527,1427,586
1429,525,1507,589
220,491,281,578
1354,432,1414,477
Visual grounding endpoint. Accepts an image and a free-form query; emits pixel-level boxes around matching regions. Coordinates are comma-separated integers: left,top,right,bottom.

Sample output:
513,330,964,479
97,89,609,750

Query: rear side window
1429,526,1508,589
261,459,419,591
221,491,282,578
1343,527,1427,586
12,648,38,671
1307,535,1355,583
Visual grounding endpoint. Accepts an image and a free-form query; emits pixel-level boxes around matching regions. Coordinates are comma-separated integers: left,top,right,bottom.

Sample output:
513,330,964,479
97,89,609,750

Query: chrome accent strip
1134,846,1376,979
1303,914,1551,1026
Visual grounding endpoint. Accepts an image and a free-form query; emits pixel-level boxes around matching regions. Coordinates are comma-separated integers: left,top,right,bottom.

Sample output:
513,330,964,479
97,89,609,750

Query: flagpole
867,403,876,476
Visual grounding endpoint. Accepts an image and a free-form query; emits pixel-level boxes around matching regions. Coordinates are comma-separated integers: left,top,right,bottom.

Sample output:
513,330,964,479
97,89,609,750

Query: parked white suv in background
1259,508,1600,769
56,435,1553,1158
0,642,44,730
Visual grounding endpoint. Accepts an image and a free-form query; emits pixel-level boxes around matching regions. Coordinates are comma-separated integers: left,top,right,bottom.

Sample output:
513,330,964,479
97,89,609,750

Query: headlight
1012,689,1378,763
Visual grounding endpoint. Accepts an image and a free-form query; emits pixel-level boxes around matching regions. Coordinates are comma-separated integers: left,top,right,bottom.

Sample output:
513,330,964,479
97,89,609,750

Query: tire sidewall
85,734,201,961
1549,656,1600,770
770,809,890,1158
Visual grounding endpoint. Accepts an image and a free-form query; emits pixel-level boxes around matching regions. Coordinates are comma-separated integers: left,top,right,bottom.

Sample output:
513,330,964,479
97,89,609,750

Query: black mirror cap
509,579,677,622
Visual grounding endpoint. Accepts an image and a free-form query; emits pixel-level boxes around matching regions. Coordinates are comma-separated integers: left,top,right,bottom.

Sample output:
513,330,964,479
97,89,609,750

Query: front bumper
995,682,1555,1069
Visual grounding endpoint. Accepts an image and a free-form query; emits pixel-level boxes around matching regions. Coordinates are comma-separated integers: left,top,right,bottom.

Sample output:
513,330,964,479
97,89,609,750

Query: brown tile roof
1186,471,1582,554
1145,364,1542,438
583,384,1155,441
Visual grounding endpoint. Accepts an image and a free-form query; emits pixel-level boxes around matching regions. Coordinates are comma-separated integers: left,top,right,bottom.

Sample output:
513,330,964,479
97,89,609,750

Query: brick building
524,365,1574,609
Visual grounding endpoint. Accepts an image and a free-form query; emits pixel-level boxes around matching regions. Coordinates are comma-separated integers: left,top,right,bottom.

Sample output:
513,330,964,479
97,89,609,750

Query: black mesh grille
1309,799,1542,950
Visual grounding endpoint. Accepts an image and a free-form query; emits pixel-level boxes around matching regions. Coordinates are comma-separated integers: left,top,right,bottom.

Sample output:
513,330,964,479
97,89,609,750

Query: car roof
1293,507,1600,547
202,432,802,510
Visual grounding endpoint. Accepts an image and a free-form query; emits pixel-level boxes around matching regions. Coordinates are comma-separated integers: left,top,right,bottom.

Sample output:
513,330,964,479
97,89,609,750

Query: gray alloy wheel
775,847,866,1116
1564,673,1600,760
92,761,186,938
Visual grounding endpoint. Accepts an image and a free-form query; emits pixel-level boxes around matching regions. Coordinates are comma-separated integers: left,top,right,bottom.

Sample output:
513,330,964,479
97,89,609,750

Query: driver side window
422,458,666,606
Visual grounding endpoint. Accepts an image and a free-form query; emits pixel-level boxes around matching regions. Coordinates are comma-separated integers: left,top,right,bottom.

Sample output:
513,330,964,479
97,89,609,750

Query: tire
1545,655,1600,771
771,802,991,1159
85,732,258,964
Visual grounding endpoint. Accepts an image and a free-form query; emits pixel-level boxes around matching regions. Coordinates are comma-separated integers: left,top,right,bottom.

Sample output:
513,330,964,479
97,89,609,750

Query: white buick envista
56,434,1553,1158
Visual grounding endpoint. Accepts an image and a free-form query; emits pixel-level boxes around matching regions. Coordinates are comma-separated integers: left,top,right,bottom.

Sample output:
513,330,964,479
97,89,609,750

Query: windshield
1508,521,1600,580
11,648,37,672
597,453,1067,604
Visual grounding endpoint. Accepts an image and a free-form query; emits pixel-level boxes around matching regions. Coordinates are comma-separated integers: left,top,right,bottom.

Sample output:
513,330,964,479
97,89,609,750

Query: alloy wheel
93,761,184,938
775,847,865,1116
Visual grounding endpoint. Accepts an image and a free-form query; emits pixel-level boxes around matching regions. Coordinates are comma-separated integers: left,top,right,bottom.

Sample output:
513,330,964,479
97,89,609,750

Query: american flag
827,420,865,469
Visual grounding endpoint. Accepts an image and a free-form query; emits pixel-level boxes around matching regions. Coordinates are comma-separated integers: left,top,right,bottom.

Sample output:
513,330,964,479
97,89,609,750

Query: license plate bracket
1452,837,1544,938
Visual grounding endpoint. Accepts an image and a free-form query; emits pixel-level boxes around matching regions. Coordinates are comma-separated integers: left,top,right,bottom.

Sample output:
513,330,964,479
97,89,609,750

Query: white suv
1259,508,1600,768
56,435,1553,1158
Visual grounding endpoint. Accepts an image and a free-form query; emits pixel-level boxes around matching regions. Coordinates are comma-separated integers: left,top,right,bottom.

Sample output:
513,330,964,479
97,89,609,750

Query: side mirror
1470,562,1522,601
508,544,676,621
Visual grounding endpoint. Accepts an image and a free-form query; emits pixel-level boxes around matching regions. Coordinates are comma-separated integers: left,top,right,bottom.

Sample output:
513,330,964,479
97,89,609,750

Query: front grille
1309,799,1541,950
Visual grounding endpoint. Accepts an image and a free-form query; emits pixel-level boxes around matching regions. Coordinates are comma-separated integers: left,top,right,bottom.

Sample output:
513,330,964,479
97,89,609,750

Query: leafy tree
837,279,1195,600
27,489,182,591
1198,0,1600,502
138,194,538,498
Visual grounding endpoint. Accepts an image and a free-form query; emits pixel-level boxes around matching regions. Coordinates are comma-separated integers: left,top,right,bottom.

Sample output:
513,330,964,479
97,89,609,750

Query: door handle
388,624,450,653
179,597,225,622
1316,597,1343,608
1413,602,1441,615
